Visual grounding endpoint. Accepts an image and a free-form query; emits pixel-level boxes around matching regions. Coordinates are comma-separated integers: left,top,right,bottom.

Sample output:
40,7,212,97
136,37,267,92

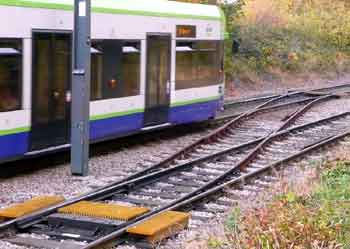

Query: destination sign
176,25,196,38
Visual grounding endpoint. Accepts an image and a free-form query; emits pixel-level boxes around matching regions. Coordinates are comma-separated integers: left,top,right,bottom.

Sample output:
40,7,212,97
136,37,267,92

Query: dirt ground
225,73,350,100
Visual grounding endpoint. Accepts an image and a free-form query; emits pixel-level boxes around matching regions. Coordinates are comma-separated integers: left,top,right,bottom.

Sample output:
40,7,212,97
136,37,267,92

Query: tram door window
91,47,103,100
0,39,22,112
90,41,140,101
144,34,171,126
31,32,71,151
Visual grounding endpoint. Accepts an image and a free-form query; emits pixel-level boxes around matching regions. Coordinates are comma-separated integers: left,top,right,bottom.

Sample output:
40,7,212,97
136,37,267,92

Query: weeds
207,237,226,249
225,160,350,248
225,207,241,233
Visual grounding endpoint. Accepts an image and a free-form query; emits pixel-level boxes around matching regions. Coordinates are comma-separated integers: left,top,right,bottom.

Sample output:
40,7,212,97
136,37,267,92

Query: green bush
223,0,350,81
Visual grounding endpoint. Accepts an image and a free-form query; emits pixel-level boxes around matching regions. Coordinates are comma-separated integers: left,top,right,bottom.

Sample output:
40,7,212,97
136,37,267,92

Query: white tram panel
173,85,223,104
0,7,57,38
90,96,144,120
0,110,30,133
0,6,221,40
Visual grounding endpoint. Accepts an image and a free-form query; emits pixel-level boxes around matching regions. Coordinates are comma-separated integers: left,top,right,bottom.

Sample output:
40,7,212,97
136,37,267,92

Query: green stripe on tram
93,7,221,21
0,126,30,136
90,108,144,121
91,96,220,121
0,0,222,21
171,96,220,107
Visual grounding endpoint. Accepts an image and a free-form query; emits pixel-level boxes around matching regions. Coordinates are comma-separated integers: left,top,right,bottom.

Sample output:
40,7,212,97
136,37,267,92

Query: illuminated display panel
176,25,196,38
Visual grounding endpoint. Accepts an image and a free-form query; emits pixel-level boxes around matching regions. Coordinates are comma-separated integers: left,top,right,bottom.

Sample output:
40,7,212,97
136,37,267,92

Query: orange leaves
288,52,299,62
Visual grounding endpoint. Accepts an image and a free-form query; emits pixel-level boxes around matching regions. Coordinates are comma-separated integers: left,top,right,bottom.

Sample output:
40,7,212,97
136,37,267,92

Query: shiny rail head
58,201,149,221
0,196,65,220
127,211,190,245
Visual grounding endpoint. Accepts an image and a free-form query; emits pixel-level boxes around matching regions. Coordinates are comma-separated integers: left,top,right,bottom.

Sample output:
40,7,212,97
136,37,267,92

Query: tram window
90,41,140,100
175,41,224,90
0,39,22,112
122,43,141,97
91,47,103,100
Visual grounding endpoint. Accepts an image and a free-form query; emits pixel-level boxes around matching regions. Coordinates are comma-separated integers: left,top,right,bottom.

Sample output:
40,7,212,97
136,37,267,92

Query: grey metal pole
71,0,91,175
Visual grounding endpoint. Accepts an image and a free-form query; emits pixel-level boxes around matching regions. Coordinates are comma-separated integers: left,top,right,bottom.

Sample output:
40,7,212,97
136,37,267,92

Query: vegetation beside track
215,160,350,249
222,0,350,87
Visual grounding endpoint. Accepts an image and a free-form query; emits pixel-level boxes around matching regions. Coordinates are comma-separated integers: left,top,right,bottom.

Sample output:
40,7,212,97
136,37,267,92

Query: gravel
0,242,32,249
0,128,210,248
156,137,350,249
1,81,350,248
0,130,209,209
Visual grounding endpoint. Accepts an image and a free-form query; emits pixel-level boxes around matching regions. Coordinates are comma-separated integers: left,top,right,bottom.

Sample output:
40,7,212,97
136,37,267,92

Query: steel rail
81,98,347,249
118,93,320,181
0,93,333,232
310,83,350,93
0,95,284,231
0,86,347,248
223,82,350,108
173,129,350,212
216,96,320,123
224,94,280,107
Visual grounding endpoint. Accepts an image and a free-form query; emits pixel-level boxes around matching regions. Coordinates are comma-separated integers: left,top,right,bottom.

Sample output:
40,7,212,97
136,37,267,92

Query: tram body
0,0,225,162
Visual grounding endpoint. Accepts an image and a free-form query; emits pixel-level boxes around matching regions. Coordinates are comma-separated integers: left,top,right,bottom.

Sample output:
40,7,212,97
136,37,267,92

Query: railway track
78,102,350,249
169,116,350,232
106,91,329,180
222,82,350,117
1,84,347,179
120,91,331,180
311,82,350,94
220,90,314,118
1,92,348,249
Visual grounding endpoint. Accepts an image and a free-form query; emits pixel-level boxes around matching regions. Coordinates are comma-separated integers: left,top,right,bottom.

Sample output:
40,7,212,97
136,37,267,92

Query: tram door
31,32,72,151
144,34,171,126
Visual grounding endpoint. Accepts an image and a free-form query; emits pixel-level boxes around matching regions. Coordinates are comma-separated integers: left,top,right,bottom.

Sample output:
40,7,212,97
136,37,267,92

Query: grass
223,160,350,248
224,0,350,83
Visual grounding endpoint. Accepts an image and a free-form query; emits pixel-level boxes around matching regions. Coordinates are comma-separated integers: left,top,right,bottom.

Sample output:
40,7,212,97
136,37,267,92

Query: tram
0,0,225,162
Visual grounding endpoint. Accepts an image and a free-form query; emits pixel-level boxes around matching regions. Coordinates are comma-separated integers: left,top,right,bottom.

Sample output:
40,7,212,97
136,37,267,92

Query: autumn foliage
225,0,350,81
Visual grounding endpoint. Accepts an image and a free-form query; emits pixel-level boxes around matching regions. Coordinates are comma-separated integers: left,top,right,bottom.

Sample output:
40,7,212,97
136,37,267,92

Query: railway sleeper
178,173,215,182
215,197,238,207
202,163,231,171
243,185,263,192
203,203,229,213
5,236,83,249
254,179,272,188
165,178,205,188
192,167,224,176
112,196,167,207
136,190,181,200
